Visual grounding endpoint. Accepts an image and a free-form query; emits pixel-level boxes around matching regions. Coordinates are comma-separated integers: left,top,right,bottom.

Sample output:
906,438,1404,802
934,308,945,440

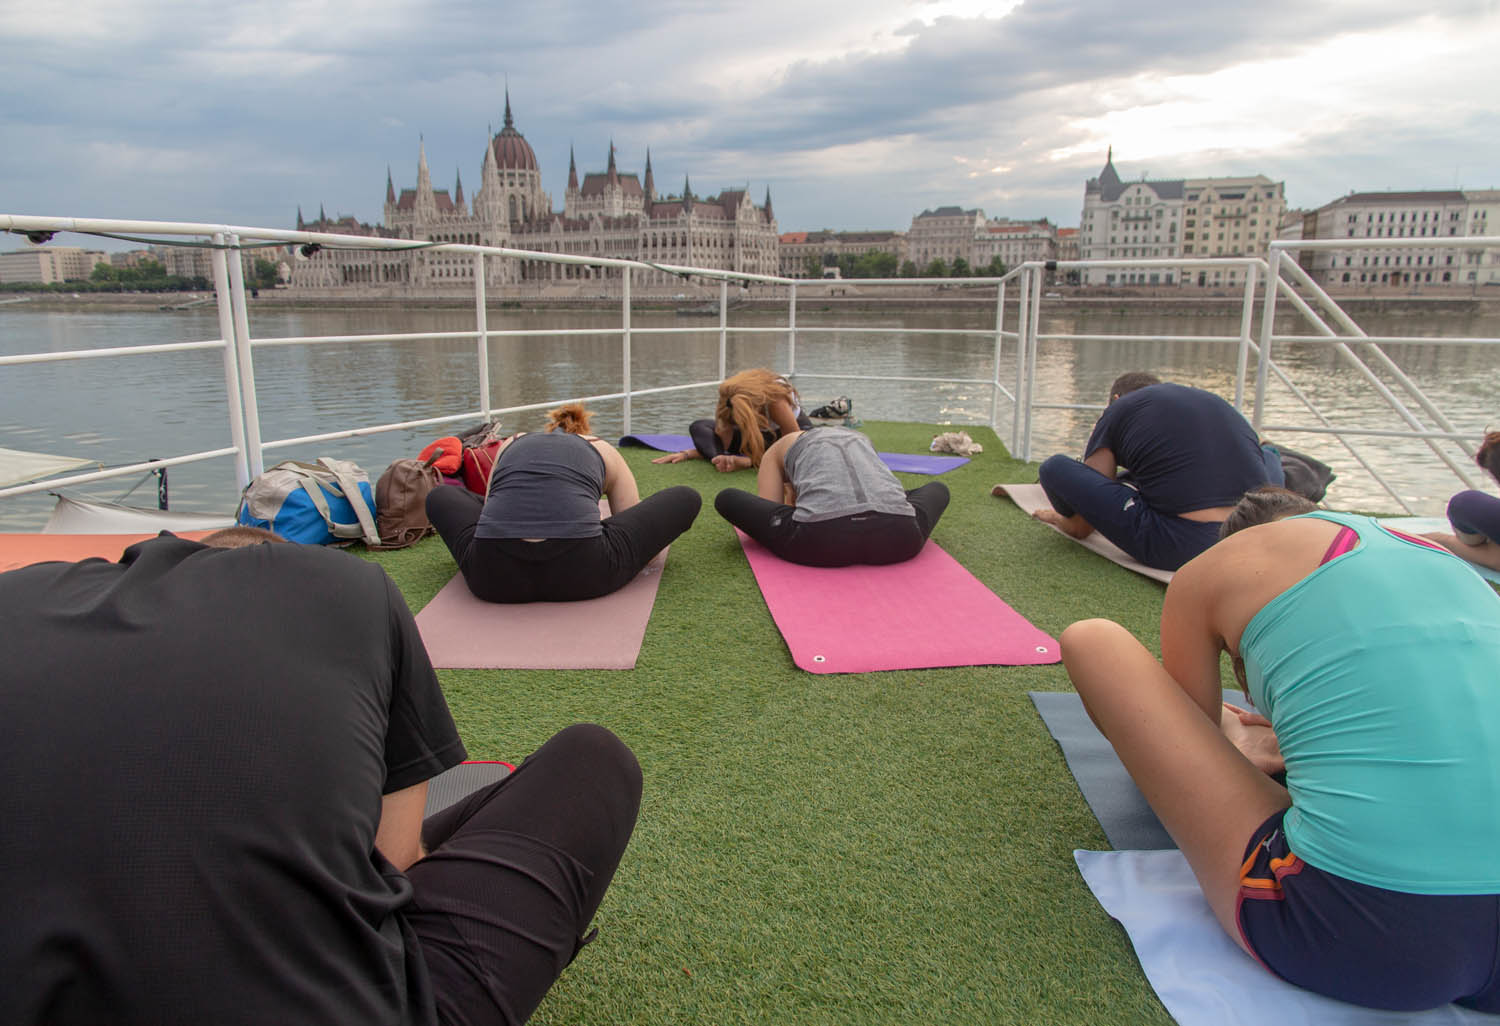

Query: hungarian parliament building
288,96,779,293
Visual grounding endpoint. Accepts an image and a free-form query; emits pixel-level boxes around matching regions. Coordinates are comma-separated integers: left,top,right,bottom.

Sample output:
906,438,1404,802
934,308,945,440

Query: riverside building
1077,149,1285,288
1297,190,1500,288
288,94,778,293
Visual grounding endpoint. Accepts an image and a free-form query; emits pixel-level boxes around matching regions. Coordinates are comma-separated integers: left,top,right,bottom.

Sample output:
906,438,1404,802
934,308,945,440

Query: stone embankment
7,284,1499,317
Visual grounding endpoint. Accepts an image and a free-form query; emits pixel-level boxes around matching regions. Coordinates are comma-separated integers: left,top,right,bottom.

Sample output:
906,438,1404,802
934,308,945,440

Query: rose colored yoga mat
619,433,969,475
991,482,1174,584
0,532,216,573
414,546,670,670
736,532,1059,673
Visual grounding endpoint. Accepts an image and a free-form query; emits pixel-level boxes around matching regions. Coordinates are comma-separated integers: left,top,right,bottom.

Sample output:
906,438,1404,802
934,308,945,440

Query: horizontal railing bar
788,326,1011,337
790,372,996,386
259,411,494,452
1036,333,1244,345
1269,335,1500,347
0,448,241,500
0,339,226,366
1256,424,1485,442
1272,236,1500,251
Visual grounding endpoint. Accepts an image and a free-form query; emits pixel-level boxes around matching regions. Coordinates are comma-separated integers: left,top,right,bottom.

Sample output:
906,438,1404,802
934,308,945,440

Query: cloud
4,0,1498,242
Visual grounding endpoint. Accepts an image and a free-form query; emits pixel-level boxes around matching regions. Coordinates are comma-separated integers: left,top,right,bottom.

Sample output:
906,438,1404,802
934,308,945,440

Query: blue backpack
235,457,380,546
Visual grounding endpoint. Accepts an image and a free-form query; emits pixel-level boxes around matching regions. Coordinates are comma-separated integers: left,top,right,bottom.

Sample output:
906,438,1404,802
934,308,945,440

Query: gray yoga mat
1031,690,1242,850
423,760,514,816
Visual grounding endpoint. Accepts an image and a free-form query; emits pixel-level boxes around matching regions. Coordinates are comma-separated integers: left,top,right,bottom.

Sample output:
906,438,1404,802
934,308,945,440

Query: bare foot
1221,702,1284,776
1032,508,1091,539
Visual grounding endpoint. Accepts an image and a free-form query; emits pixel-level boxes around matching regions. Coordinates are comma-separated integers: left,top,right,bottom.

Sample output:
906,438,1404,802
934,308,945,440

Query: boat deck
361,421,1177,1025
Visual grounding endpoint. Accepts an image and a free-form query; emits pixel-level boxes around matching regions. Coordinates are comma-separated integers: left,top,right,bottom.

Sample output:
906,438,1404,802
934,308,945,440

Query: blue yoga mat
619,434,970,475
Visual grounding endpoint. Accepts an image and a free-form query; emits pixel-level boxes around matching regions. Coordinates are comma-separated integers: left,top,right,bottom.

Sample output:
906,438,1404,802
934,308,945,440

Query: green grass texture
364,422,1178,1026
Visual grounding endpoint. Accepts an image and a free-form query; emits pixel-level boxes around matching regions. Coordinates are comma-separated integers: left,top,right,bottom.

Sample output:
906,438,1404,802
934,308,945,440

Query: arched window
509,196,518,221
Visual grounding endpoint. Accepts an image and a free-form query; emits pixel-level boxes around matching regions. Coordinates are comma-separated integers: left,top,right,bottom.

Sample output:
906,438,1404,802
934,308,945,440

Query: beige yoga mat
414,546,668,669
991,482,1174,585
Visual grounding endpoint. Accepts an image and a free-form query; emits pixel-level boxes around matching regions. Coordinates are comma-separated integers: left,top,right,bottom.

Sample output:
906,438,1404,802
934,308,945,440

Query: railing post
787,282,797,376
989,279,1005,432
474,252,491,419
1233,261,1258,411
1022,265,1044,462
718,279,728,382
1014,267,1033,460
1254,251,1282,433
225,233,265,478
621,266,633,435
210,232,251,490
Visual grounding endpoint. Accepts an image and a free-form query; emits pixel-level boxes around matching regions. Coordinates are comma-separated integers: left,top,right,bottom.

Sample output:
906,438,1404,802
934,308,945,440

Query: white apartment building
0,245,108,284
1078,150,1285,287
1298,190,1500,288
907,207,986,268
972,219,1058,271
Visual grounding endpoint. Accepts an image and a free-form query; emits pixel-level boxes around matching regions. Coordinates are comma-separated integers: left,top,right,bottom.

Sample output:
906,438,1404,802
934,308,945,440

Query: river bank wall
6,286,1499,319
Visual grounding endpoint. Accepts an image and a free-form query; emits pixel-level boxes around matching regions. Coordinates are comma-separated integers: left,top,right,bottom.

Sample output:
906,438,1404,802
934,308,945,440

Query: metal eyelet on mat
813,655,826,663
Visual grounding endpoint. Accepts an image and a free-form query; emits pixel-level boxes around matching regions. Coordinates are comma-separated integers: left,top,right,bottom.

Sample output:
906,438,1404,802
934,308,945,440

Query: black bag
1273,445,1337,503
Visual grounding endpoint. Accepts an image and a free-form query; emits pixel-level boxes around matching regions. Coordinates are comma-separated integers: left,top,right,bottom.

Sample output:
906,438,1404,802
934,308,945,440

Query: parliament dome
489,96,538,172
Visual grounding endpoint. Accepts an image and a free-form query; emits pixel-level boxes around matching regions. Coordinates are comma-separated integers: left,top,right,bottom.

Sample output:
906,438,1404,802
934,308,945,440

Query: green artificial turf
365,422,1181,1026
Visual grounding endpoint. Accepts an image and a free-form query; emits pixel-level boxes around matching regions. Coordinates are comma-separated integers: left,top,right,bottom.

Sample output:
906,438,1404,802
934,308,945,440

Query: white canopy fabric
0,447,96,488
43,495,236,534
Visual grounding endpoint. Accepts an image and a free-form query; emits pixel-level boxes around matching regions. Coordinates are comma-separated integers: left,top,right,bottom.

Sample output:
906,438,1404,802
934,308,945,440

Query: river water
2,302,1497,530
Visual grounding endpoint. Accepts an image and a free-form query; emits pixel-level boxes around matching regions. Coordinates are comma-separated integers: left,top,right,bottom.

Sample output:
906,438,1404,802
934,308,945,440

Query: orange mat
0,532,215,573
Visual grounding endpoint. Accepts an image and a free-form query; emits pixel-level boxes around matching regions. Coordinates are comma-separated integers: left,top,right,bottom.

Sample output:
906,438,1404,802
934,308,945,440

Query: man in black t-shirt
1035,373,1276,570
0,528,641,1026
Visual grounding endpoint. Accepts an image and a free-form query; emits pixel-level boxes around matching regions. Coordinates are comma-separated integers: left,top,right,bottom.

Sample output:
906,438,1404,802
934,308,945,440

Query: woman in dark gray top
427,404,701,601
714,427,949,566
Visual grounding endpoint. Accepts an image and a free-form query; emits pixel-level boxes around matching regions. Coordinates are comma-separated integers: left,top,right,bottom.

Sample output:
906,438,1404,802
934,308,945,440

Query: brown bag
371,454,443,549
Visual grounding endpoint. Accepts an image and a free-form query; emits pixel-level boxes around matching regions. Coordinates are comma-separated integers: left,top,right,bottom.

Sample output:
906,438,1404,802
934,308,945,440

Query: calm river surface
2,302,1497,529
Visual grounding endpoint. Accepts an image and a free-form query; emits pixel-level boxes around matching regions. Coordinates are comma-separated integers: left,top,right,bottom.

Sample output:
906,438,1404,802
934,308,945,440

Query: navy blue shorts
1236,809,1500,1012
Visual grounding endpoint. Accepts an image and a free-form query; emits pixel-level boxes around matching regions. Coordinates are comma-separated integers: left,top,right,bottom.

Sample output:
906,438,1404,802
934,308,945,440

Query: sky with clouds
4,0,1498,247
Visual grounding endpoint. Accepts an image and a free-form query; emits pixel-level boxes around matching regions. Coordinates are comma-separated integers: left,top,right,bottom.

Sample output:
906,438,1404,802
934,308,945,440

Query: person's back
0,536,460,1025
1086,382,1267,514
1239,512,1500,891
783,426,915,521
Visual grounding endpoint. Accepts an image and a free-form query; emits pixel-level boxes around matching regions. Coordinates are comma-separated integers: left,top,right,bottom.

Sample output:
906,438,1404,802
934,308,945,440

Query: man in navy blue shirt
1035,373,1277,570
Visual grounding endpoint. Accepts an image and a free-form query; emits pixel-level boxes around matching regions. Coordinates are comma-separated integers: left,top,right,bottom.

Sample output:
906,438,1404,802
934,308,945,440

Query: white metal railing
2,213,1496,517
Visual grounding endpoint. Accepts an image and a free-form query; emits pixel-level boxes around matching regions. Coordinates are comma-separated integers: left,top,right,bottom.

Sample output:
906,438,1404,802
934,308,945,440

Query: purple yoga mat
736,533,1060,674
619,434,969,475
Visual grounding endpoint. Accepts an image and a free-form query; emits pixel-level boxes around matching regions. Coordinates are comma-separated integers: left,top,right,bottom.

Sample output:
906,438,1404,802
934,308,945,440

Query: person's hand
711,454,747,472
651,450,697,464
1221,702,1284,776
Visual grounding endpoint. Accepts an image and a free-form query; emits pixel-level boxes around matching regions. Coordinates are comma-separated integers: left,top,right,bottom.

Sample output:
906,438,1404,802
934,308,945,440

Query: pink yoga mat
736,533,1060,674
414,547,669,670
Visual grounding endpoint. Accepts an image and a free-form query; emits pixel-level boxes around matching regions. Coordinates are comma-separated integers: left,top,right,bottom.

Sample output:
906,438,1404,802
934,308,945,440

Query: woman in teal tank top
1061,486,1500,1012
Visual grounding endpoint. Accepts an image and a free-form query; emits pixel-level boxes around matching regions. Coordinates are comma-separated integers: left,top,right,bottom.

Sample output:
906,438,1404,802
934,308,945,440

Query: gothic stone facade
289,96,778,292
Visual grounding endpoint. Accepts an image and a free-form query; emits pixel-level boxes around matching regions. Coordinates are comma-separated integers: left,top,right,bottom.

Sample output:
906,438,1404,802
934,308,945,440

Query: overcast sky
5,0,1498,248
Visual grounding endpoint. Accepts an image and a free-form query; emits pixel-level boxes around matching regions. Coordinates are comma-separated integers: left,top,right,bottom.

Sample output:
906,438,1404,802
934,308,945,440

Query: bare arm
651,449,700,464
594,439,640,513
375,780,429,872
757,432,799,502
1159,554,1231,723
1422,531,1500,571
768,399,801,437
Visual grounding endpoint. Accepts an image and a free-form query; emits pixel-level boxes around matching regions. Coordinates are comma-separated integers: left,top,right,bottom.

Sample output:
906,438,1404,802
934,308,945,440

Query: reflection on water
2,303,1496,529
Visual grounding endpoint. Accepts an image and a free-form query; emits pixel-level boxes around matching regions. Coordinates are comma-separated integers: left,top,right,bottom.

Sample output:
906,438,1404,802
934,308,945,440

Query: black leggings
408,724,642,1026
426,484,702,602
688,411,814,460
715,481,950,567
